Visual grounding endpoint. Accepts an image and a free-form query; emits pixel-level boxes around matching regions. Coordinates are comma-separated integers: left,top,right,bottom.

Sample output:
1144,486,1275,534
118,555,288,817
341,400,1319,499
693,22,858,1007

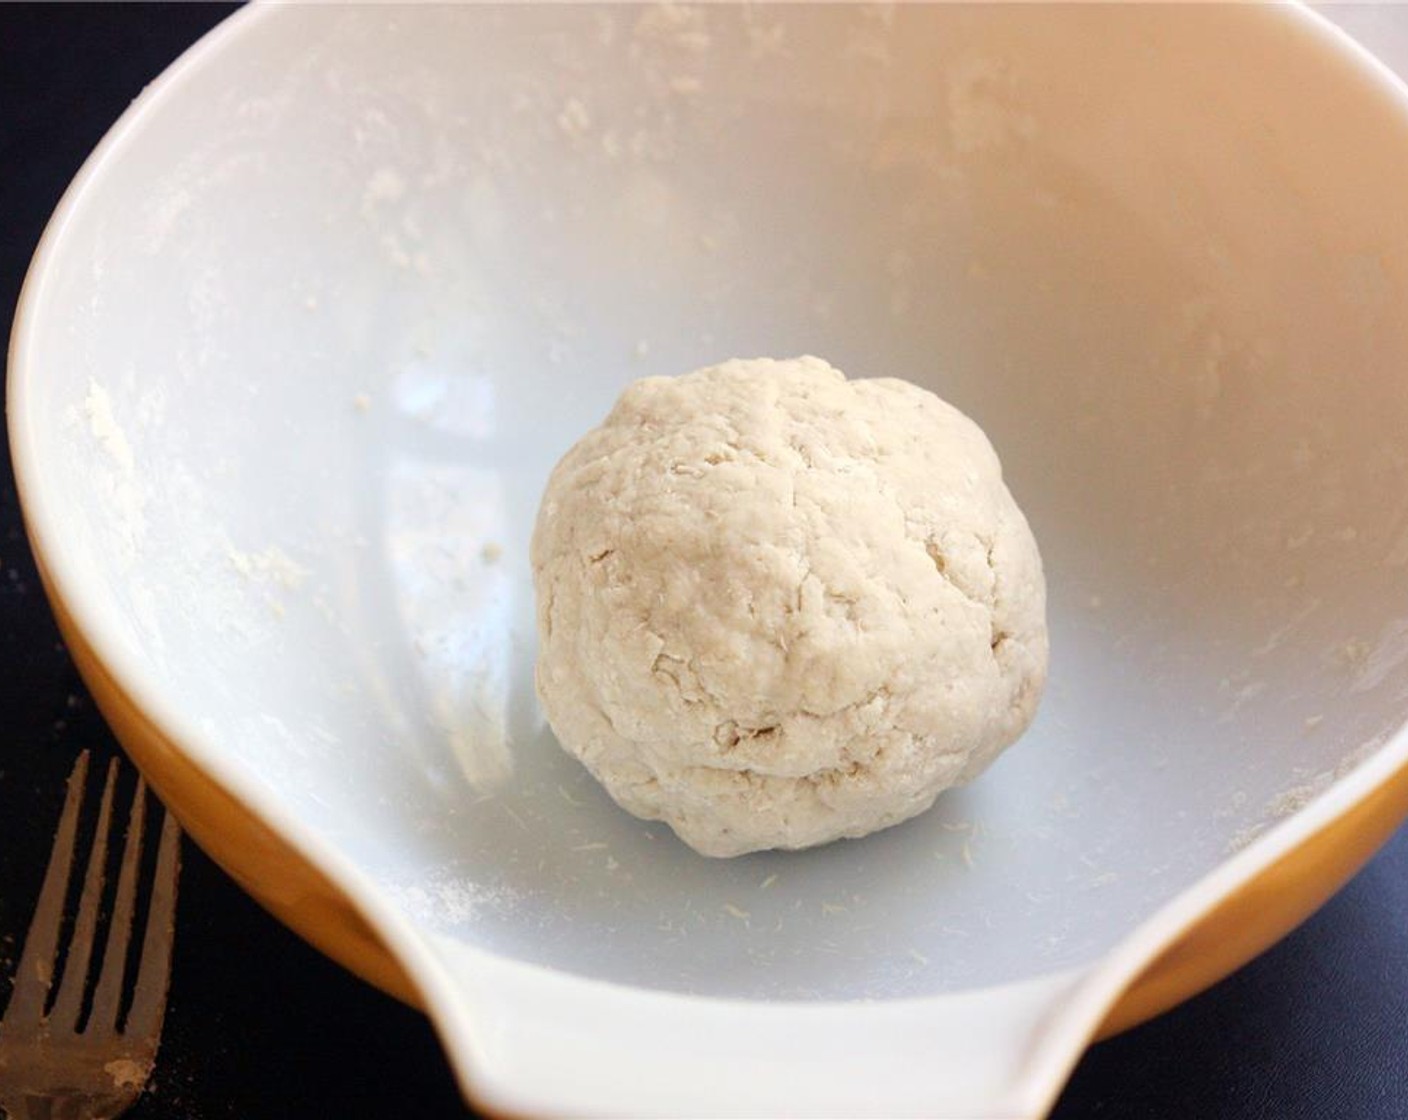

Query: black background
2,6,1405,1118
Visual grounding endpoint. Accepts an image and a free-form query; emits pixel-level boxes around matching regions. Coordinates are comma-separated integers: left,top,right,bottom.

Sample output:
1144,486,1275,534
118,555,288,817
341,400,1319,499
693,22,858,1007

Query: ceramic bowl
11,4,1408,1115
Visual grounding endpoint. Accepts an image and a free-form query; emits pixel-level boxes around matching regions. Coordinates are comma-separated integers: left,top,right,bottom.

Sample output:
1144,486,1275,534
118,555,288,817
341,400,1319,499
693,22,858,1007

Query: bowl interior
17,3,1408,1001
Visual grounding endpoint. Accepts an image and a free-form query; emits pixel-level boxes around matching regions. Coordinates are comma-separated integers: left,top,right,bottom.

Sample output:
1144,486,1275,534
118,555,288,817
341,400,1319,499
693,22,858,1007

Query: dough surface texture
532,356,1048,857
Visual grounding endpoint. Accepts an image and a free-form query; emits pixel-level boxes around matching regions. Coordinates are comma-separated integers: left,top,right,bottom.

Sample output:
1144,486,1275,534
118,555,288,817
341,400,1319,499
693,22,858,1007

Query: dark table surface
2,6,1407,1118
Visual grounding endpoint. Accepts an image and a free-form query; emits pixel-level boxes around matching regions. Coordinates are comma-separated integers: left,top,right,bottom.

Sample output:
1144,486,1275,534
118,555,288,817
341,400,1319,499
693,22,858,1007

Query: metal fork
0,751,181,1120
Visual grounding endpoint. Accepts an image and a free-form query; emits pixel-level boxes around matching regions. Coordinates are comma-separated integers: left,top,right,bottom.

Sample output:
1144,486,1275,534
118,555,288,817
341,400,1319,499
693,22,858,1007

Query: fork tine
3,751,90,1028
123,806,181,1040
86,774,147,1034
47,757,119,1030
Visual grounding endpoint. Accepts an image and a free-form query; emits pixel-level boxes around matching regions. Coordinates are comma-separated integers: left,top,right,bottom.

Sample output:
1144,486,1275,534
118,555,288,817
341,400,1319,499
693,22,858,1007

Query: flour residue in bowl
82,379,147,567
226,542,310,588
84,379,134,473
1227,731,1394,854
384,866,522,933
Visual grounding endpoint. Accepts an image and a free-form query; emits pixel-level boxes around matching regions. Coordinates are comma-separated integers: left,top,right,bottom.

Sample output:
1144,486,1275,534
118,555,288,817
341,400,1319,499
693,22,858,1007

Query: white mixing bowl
10,4,1408,1116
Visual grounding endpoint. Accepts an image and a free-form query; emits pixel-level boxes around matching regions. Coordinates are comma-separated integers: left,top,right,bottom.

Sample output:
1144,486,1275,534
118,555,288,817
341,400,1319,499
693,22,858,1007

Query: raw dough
532,356,1048,857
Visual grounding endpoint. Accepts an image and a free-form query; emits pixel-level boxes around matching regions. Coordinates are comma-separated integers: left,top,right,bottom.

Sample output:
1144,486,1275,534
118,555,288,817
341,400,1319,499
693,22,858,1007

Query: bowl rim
8,0,1408,1113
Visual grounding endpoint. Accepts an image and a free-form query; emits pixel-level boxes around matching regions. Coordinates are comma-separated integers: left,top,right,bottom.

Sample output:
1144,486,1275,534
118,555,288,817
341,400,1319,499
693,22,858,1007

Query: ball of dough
532,356,1048,857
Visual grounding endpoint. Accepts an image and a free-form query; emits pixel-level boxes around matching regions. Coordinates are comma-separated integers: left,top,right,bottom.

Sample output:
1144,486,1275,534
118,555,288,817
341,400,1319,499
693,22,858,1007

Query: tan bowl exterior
38,551,1408,1041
